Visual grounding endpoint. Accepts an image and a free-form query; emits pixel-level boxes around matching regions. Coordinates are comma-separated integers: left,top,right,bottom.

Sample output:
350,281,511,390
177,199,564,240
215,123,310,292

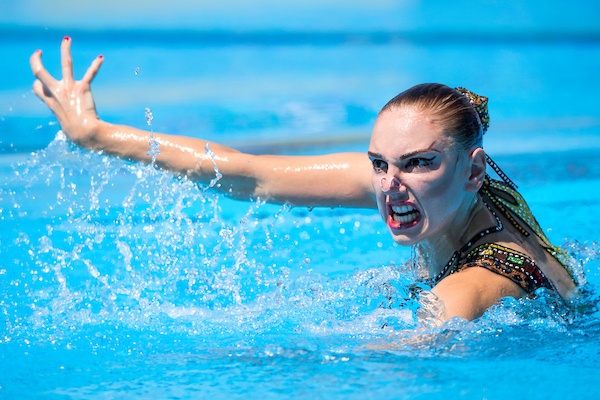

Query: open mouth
388,203,421,228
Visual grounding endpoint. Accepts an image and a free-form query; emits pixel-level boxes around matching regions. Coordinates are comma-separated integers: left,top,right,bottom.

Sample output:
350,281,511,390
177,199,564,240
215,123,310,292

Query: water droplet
144,107,153,127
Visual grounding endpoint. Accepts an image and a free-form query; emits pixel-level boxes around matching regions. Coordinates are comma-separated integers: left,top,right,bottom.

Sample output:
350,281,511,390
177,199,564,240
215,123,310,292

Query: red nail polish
35,49,41,54
98,54,104,59
63,36,70,42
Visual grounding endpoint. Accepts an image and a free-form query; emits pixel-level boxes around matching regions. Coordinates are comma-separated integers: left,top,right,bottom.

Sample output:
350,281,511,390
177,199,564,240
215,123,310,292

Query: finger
81,55,104,85
33,79,54,98
32,79,61,113
61,36,74,84
30,49,58,88
32,79,44,98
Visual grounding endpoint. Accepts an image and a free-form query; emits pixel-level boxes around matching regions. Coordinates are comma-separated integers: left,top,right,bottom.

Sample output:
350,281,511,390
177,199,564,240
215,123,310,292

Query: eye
371,158,388,173
405,156,435,170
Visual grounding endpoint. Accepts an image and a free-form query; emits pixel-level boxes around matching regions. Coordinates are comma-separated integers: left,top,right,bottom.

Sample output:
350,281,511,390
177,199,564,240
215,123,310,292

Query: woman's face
368,106,475,246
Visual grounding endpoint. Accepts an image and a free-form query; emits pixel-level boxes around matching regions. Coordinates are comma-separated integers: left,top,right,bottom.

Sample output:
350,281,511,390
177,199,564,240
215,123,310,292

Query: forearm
83,119,237,184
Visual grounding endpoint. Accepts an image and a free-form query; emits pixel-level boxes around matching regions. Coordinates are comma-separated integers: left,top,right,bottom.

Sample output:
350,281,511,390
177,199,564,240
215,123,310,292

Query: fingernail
63,36,71,42
35,49,41,54
98,54,104,59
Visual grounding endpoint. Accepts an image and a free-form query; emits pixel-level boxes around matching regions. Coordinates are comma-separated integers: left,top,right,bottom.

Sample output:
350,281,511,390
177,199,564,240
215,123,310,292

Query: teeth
391,205,415,215
390,204,419,225
393,213,417,224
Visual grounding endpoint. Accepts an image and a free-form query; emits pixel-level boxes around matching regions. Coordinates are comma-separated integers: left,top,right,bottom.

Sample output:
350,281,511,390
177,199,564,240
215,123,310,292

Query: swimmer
29,37,579,321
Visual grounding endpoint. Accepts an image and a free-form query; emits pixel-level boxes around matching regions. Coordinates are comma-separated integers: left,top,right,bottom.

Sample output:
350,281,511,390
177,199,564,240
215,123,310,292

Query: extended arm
30,37,376,208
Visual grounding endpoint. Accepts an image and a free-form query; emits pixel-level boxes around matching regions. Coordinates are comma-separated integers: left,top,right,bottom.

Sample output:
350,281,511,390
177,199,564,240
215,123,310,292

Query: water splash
0,135,395,344
144,107,161,166
204,142,223,189
563,239,600,286
1,134,598,353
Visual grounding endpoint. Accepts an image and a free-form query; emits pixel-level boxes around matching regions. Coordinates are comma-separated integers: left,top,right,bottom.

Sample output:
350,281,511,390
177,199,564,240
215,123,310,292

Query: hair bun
455,87,490,134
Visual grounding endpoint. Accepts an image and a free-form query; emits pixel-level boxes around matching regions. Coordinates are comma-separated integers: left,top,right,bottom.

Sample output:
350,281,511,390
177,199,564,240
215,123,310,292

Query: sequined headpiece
455,86,517,190
455,87,490,134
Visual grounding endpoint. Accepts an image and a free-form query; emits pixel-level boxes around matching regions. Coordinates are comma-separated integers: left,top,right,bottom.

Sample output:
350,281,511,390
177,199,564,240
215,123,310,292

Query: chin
384,215,424,247
388,231,421,247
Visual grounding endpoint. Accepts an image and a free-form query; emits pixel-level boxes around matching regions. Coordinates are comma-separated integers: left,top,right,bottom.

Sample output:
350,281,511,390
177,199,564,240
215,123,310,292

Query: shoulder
431,266,526,321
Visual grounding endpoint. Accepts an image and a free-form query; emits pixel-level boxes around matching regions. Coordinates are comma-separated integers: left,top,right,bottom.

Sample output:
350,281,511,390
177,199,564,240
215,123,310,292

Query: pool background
2,0,600,155
1,1,600,399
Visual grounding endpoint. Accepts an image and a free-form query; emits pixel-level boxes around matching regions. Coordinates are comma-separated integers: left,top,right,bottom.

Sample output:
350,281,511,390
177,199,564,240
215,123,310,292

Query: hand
30,36,104,146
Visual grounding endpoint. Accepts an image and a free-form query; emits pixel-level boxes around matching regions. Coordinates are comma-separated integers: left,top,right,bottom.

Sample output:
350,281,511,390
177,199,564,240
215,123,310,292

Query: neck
420,194,488,277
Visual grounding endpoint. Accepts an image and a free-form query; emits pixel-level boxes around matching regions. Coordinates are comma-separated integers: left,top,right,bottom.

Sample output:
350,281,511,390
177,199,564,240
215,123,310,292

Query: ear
465,147,486,192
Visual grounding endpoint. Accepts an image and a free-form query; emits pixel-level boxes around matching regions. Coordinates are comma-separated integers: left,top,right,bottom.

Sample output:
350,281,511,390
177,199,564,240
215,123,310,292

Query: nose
379,176,402,192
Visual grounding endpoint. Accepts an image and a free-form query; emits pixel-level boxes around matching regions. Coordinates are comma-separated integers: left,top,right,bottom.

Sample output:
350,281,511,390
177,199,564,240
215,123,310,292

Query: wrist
69,117,104,149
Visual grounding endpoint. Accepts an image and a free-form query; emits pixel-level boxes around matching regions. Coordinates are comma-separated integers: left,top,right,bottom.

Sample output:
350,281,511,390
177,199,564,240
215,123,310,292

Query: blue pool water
2,2,600,399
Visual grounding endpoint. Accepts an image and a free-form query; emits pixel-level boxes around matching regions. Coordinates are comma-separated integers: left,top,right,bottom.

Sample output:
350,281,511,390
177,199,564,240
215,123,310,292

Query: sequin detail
460,243,553,294
429,176,578,294
480,175,576,282
429,241,552,295
455,87,490,134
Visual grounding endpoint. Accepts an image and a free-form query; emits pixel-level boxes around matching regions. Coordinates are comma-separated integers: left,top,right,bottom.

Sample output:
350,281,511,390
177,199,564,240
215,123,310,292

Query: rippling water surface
1,133,599,399
1,2,600,397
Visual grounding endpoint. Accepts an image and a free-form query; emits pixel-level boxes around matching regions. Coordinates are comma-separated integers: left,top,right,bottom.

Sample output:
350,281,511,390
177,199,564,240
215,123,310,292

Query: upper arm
431,267,526,321
219,151,377,208
148,130,376,209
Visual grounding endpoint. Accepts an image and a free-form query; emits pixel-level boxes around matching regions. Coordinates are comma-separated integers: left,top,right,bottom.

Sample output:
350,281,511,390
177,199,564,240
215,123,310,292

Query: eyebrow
368,141,442,161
